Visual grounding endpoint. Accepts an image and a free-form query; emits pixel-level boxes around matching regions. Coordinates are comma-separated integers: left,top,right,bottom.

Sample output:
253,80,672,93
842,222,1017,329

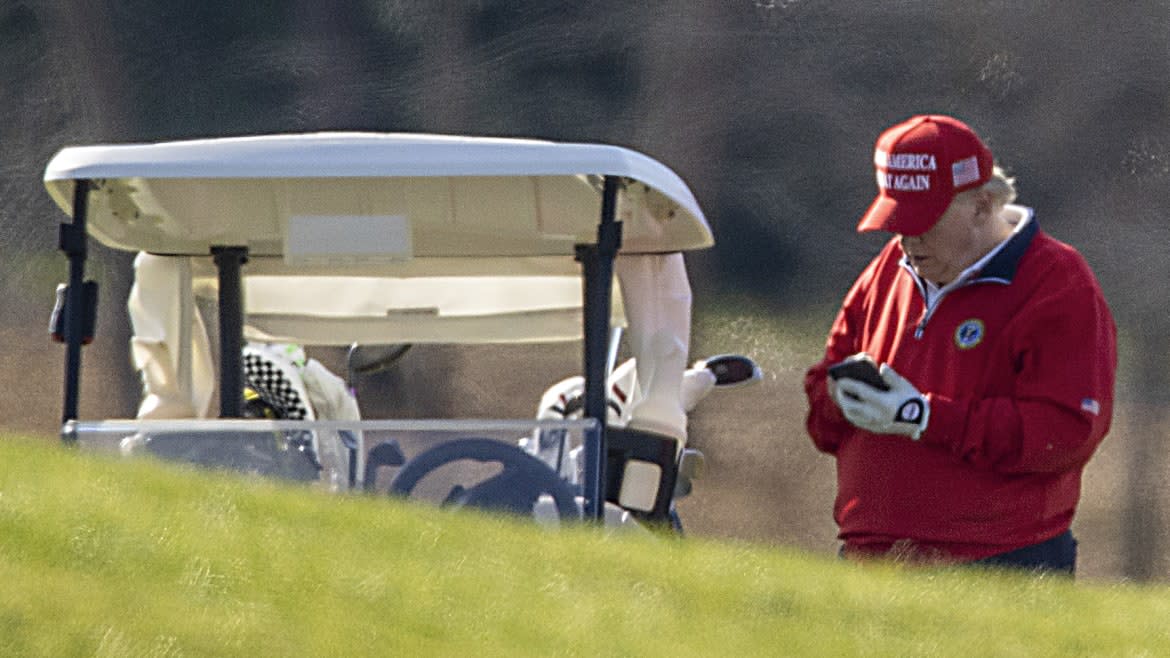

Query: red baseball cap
857,115,994,236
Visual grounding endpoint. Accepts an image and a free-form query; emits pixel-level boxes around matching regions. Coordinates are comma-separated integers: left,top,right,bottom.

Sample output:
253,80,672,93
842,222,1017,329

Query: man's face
898,192,985,286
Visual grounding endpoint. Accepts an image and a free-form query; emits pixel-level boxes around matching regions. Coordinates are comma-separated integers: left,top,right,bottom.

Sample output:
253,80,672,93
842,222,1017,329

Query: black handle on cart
59,179,91,427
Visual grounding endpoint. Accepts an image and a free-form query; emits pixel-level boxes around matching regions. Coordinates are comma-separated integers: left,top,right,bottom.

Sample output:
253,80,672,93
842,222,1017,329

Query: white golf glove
832,363,929,440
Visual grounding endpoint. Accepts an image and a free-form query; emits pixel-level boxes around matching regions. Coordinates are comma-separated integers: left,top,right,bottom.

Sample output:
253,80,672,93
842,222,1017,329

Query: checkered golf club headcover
242,344,316,421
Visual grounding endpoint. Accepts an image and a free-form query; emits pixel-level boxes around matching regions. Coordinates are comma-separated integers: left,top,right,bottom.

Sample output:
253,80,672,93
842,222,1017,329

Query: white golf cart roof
44,131,712,259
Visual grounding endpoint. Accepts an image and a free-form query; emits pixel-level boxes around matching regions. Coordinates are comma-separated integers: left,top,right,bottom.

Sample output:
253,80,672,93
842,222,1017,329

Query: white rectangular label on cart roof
285,214,412,265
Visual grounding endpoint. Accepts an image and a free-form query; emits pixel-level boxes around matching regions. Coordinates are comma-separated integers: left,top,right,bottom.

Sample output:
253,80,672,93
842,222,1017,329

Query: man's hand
831,363,929,440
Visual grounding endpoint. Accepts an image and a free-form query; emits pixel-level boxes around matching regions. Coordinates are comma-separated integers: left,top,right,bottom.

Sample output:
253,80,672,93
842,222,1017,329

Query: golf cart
45,132,760,529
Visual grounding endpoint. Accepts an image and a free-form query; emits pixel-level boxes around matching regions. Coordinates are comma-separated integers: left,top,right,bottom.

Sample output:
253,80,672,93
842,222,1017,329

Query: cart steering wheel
388,438,580,520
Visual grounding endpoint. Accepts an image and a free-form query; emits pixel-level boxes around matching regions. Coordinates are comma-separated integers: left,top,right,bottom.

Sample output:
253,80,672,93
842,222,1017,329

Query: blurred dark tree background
3,0,1169,581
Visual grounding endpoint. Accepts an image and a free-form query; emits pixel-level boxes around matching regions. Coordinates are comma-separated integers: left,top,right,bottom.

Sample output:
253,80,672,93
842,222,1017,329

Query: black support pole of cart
59,179,90,427
212,246,248,418
576,176,622,520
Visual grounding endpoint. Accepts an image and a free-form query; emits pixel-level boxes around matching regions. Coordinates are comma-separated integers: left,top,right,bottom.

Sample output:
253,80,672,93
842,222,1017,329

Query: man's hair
982,165,1018,207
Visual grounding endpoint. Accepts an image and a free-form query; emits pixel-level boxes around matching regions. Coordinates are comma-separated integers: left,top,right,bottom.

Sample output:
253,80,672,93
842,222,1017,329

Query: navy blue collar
974,213,1039,283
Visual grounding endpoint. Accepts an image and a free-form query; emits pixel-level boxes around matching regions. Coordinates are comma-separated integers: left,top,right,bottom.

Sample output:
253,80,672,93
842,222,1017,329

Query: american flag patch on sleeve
1080,398,1101,416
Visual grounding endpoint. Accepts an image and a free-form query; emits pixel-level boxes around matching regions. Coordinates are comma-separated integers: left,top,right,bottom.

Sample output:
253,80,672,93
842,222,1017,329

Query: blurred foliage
8,0,1170,313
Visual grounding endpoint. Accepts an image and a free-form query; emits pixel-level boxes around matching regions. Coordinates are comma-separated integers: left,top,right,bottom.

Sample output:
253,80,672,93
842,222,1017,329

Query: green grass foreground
1,435,1166,657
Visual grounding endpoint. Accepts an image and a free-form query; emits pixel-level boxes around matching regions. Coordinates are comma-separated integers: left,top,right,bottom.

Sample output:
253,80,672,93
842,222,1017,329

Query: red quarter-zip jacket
804,208,1117,561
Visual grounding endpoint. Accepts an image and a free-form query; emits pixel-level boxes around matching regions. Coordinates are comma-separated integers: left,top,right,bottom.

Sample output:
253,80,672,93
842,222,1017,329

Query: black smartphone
827,358,889,391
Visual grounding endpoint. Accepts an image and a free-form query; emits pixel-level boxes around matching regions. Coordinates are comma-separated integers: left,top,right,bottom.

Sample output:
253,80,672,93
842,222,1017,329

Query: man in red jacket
804,115,1117,574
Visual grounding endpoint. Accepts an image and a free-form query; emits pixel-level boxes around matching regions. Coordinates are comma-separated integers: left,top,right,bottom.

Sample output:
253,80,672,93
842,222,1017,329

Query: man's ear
972,189,995,221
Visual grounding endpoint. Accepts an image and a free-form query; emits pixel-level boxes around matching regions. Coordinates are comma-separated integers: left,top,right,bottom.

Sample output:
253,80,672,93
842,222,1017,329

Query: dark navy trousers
973,530,1077,576
838,530,1078,575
